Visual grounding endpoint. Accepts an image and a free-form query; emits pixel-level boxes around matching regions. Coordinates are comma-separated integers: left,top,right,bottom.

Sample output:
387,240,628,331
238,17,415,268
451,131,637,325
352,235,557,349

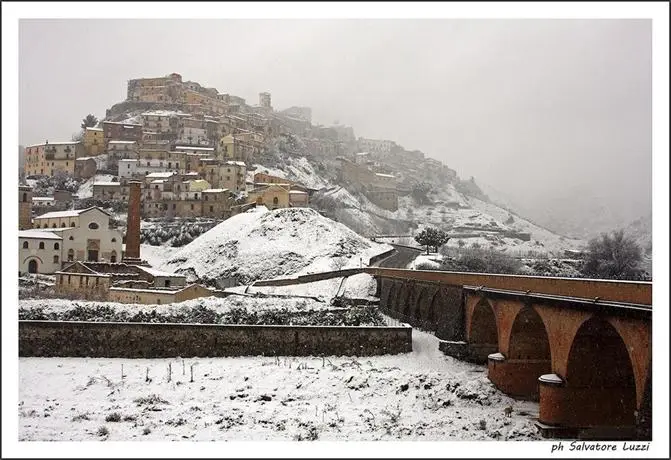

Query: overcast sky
19,18,652,222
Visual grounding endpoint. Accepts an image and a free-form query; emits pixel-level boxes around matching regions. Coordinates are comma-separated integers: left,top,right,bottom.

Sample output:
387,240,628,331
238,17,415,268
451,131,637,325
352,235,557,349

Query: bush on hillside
582,229,644,280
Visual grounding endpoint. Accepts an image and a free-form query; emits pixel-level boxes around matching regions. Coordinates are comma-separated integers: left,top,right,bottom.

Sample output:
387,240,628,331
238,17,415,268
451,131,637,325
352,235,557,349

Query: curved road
373,244,423,269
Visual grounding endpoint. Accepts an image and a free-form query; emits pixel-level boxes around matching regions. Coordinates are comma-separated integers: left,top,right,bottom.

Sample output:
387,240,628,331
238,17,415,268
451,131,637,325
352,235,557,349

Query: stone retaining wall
19,320,412,358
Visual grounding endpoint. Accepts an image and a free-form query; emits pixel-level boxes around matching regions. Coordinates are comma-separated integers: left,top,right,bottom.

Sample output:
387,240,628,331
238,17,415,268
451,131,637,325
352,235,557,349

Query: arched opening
67,249,74,262
23,241,29,249
383,282,398,312
54,242,59,250
469,299,498,363
495,306,553,399
400,285,412,318
565,317,637,427
110,251,117,263
61,223,66,227
39,242,45,249
28,259,38,273
509,307,551,360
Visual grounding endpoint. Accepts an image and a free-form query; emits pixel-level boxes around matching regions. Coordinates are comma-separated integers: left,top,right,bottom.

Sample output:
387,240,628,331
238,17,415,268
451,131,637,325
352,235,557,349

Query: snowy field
18,330,540,442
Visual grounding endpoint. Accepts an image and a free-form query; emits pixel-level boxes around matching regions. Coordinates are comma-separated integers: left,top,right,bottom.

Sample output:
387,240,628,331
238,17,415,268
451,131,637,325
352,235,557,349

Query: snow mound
76,174,115,199
161,207,392,285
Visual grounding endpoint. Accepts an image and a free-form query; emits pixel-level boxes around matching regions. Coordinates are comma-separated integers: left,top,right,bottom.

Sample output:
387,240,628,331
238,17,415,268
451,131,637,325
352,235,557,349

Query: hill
160,206,393,287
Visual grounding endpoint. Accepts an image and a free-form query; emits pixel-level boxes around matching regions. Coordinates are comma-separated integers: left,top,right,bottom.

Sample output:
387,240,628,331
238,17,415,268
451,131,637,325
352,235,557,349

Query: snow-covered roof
103,121,142,126
202,188,229,193
119,159,138,163
289,190,308,194
32,197,55,201
146,172,175,178
135,265,186,278
375,173,395,178
174,146,215,151
356,152,370,156
85,127,103,132
26,141,77,148
151,180,166,184
225,161,246,167
93,182,120,187
108,140,137,144
19,230,62,240
76,157,95,161
34,207,110,220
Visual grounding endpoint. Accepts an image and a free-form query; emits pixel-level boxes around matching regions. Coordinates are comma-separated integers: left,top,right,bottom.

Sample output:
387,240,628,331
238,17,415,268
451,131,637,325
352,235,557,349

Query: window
205,195,209,201
61,223,66,228
68,275,71,284
69,236,74,241
22,241,28,249
22,193,27,202
53,255,59,263
111,238,116,243
88,222,99,230
172,204,176,210
209,206,214,212
190,204,194,210
194,193,198,199
52,224,57,228
273,197,279,205
54,243,59,250
67,249,74,261
71,222,75,227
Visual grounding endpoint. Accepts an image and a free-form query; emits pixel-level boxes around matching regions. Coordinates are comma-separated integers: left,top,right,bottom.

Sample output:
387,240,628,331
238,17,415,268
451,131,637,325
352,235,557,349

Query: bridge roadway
253,266,652,440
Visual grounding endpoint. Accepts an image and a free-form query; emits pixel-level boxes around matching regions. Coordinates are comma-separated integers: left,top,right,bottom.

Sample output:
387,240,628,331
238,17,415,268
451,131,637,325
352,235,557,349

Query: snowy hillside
161,206,393,285
76,174,115,199
252,156,331,190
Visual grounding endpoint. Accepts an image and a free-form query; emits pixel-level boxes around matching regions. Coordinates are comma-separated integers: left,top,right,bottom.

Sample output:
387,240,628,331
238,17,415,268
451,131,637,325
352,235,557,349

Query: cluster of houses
19,184,216,305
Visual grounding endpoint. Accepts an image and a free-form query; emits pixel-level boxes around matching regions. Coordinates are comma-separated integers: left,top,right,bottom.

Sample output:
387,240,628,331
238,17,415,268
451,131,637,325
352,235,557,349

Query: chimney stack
123,181,142,261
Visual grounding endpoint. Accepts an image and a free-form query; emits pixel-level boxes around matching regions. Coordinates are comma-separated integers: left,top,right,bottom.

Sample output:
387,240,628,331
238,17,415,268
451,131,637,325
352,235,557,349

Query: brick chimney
123,181,142,260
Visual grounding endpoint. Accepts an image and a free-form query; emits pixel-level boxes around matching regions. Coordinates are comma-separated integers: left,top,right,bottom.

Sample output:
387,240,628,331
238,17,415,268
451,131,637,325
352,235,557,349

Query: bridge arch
468,297,498,363
399,283,413,318
564,316,637,427
508,306,551,361
383,281,399,311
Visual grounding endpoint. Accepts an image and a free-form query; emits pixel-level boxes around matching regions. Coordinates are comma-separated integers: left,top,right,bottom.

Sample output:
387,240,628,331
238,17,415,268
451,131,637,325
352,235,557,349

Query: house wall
19,237,63,274
55,272,110,300
108,288,177,305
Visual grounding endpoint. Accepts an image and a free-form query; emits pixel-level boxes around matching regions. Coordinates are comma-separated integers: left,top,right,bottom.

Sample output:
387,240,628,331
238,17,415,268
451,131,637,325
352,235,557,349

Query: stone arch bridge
371,268,652,439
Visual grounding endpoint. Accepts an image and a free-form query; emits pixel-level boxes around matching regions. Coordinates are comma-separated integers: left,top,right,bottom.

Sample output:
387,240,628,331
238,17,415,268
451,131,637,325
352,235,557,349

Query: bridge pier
487,353,551,400
537,374,637,438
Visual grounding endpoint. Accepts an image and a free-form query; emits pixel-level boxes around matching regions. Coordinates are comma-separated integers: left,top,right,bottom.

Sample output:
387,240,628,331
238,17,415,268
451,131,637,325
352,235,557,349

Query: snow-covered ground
139,244,182,270
76,174,115,199
18,329,540,441
161,207,393,285
252,157,331,191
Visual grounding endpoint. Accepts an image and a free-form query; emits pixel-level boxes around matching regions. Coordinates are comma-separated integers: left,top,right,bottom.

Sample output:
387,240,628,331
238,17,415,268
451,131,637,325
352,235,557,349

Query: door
28,260,38,273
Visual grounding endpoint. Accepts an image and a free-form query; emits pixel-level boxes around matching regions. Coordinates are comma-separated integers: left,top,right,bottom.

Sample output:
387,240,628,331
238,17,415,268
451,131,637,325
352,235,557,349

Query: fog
19,19,652,235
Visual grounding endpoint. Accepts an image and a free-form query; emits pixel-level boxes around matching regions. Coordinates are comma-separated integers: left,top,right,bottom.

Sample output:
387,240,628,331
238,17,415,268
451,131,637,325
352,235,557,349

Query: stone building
19,185,33,230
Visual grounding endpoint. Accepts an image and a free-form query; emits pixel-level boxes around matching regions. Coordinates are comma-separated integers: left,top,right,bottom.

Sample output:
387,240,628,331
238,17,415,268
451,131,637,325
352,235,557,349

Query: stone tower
19,185,33,230
122,181,142,263
259,92,271,109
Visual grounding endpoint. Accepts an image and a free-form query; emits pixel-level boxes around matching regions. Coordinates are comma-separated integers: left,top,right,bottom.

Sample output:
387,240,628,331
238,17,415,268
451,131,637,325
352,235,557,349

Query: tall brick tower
122,181,143,264
19,185,33,230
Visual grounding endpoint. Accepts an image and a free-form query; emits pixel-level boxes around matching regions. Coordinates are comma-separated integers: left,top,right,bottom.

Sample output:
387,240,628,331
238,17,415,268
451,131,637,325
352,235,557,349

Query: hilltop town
18,72,589,304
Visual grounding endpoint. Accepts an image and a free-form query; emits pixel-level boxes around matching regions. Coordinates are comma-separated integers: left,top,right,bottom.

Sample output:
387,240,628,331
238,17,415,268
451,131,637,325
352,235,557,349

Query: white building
19,230,64,274
354,152,370,165
177,127,209,146
22,207,124,273
118,159,139,178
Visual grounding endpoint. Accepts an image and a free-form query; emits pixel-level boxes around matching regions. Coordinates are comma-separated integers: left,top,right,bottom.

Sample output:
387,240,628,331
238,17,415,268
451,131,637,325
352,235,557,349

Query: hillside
97,90,587,258
161,206,393,287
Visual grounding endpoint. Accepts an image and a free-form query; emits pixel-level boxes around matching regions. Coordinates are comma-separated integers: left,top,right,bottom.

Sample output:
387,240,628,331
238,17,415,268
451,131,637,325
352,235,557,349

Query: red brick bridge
369,268,652,439
253,266,652,438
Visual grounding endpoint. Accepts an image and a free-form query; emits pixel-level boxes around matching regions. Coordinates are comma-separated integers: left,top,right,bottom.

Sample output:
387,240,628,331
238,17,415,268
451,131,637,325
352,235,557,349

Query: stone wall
19,321,412,358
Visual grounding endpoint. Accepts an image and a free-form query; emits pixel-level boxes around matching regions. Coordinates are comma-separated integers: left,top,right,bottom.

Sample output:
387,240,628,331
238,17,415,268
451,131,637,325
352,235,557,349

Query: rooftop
203,188,229,193
19,230,63,240
93,182,121,187
108,140,137,144
33,206,110,220
135,265,186,278
146,172,176,178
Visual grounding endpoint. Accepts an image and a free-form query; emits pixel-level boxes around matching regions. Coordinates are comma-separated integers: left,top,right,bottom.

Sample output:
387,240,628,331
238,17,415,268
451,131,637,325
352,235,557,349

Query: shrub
582,229,644,280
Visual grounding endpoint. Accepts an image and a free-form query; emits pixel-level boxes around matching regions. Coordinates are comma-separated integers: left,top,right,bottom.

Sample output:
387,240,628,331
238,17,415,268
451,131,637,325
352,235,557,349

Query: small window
39,242,45,249
22,241,28,249
71,222,75,227
69,236,74,241
190,204,194,210
88,222,99,230
54,243,59,250
53,255,59,263
210,206,214,212
111,238,116,243
52,224,57,228
61,223,66,228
